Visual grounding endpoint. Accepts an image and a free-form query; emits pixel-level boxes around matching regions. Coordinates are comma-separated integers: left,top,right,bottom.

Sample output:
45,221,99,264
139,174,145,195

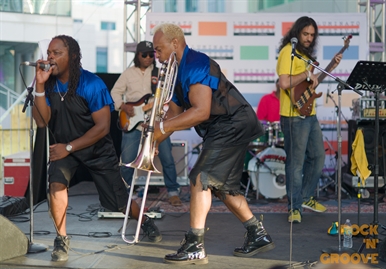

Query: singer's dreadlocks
45,35,82,98
278,16,318,61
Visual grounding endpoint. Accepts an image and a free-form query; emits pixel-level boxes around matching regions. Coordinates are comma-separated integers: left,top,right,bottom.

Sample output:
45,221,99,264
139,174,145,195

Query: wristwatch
306,70,311,82
65,144,73,152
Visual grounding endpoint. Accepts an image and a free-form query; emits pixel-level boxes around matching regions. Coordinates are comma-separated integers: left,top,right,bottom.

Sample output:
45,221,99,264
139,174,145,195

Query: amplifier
359,98,386,119
135,140,189,186
351,176,385,188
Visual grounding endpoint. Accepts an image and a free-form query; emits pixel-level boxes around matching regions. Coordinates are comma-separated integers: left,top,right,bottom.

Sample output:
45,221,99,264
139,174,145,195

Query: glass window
165,0,177,12
0,0,23,12
266,0,285,8
22,0,71,16
101,21,116,31
96,47,108,73
247,0,259,12
186,0,198,12
208,0,224,12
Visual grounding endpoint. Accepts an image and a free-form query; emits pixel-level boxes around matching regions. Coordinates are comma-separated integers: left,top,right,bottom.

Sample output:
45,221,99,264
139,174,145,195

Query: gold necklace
56,81,68,101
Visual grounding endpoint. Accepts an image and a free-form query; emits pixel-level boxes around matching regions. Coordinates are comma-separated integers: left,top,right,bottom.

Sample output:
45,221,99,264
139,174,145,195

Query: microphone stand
292,52,363,254
326,92,349,197
22,82,48,253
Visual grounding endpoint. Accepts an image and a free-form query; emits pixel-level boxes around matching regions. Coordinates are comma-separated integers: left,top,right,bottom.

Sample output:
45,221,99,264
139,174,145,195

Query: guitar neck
317,46,348,84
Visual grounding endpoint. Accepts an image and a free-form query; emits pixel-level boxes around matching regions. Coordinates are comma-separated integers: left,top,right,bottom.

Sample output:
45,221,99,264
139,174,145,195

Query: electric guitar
118,94,153,132
291,34,352,116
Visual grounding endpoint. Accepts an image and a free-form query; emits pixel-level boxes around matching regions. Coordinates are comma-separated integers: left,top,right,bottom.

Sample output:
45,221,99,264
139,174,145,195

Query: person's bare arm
279,70,318,91
32,60,53,127
153,83,211,141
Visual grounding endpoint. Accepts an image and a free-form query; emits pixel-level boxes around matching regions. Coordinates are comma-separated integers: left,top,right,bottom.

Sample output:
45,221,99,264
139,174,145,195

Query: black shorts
48,154,128,212
189,142,248,198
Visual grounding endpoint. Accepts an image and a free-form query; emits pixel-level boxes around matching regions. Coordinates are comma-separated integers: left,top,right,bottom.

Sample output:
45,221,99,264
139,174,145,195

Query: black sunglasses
141,52,154,58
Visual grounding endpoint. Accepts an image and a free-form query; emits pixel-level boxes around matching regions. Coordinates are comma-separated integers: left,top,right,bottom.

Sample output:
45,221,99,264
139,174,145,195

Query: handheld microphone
22,61,51,71
326,85,331,104
290,37,298,59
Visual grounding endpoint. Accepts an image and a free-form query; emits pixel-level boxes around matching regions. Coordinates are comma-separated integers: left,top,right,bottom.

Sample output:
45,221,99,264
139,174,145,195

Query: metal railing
0,84,33,158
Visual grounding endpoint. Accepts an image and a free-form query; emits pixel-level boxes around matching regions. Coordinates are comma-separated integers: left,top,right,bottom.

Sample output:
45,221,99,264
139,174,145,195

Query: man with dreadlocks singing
32,35,161,262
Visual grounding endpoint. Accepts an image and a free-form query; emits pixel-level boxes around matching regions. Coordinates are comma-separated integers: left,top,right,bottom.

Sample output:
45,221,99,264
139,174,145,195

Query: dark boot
164,232,208,265
233,222,275,257
141,217,162,242
51,235,70,261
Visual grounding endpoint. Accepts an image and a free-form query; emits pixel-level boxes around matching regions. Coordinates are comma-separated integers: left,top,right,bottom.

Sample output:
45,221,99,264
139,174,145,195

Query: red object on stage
2,151,30,197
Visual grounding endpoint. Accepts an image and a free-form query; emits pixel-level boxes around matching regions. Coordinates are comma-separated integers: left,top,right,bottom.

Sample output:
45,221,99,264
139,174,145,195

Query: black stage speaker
95,73,122,157
0,215,28,261
379,237,386,262
347,120,386,177
136,140,189,186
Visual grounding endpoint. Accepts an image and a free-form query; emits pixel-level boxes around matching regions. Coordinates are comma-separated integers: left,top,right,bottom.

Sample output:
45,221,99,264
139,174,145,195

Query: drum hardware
246,147,287,200
316,173,336,198
248,121,284,150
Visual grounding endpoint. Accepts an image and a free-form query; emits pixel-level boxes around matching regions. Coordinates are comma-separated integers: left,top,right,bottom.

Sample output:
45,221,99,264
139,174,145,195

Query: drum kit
245,121,287,200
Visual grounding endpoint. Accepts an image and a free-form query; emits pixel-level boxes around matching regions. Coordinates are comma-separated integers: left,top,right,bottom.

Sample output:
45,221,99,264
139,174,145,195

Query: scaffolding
123,0,152,68
358,0,386,61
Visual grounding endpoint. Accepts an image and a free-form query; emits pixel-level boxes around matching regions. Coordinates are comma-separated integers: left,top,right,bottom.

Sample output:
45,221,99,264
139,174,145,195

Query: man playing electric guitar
111,41,183,206
118,93,153,132
276,16,342,224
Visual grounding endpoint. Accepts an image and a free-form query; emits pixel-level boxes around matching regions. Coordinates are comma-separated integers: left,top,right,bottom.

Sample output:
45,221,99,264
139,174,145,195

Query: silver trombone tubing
121,52,178,244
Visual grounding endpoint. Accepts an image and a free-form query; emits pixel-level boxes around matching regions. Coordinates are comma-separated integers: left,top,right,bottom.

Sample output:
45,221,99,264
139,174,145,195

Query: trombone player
152,23,275,265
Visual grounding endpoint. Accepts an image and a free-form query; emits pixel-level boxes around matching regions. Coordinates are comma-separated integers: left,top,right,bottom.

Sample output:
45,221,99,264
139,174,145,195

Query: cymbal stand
292,52,363,254
320,92,349,197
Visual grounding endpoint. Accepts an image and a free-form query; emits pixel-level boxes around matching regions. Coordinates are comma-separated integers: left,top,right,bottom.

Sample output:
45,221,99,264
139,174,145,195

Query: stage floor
1,182,386,269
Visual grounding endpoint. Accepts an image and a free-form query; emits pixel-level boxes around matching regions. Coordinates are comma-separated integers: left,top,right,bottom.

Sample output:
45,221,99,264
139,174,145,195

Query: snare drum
272,121,284,147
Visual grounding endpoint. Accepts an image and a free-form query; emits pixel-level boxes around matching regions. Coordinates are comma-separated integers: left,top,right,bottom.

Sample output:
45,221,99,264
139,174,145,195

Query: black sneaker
51,235,70,261
164,232,208,265
141,217,162,242
233,222,275,257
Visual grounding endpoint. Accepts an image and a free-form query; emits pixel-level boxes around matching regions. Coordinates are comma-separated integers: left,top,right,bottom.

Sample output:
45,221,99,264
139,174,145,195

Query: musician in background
152,23,275,265
256,79,280,122
276,16,342,223
111,41,182,207
32,35,161,262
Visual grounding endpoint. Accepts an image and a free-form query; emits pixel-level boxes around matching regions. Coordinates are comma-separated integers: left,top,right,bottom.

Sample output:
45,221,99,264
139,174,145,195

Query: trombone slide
121,171,152,244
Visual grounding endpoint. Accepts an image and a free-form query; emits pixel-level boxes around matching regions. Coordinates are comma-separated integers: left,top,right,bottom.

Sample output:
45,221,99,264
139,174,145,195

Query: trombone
121,52,178,244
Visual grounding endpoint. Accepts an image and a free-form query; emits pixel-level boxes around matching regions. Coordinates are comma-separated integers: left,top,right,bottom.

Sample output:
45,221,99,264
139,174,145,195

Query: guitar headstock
342,34,352,48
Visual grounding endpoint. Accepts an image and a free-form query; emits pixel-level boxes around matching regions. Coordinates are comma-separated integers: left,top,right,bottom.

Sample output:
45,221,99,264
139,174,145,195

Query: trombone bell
126,133,160,173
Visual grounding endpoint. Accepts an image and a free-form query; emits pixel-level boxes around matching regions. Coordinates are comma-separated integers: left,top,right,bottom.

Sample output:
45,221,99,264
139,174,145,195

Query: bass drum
247,147,287,199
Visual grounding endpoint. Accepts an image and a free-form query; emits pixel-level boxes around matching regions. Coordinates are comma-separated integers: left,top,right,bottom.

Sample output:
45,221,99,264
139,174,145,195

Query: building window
101,21,116,30
249,0,287,11
165,0,177,12
96,47,108,73
22,0,71,16
208,0,224,12
266,0,285,9
186,0,198,12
